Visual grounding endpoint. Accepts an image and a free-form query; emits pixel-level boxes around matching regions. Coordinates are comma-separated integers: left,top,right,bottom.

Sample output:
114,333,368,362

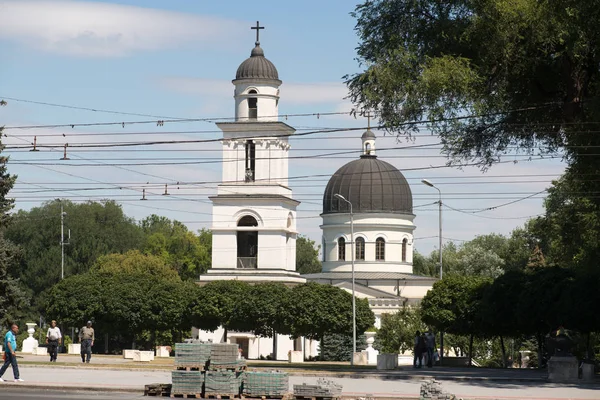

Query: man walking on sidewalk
79,320,95,363
46,320,62,362
0,323,24,382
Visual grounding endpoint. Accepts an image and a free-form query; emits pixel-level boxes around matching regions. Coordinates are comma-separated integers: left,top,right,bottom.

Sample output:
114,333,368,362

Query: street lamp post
334,193,356,366
421,179,444,364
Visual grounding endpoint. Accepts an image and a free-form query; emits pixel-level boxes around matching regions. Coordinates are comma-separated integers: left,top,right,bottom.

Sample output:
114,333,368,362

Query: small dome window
338,237,346,261
248,89,258,120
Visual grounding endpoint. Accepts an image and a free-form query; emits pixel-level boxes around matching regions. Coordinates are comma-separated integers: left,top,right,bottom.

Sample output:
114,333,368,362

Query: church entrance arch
237,215,258,269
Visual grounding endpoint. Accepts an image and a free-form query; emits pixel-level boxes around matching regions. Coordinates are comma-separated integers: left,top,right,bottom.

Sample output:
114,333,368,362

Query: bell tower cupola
233,21,281,122
361,113,376,156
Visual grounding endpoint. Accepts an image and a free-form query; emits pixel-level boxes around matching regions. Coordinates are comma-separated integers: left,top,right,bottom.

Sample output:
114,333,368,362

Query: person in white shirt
46,320,62,362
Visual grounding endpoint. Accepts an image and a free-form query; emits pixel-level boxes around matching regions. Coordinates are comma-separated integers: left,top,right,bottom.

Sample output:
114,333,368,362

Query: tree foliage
285,282,375,340
421,275,491,337
5,200,144,295
375,306,426,353
141,215,212,280
347,0,600,173
91,250,180,282
296,235,322,274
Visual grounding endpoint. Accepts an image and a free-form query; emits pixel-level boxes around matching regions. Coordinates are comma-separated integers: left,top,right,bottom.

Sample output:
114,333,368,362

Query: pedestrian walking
46,320,62,362
79,320,95,363
0,323,24,382
425,330,436,368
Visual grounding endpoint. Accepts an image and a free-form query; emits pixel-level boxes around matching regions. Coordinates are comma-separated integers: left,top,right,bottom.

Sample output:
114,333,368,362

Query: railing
237,257,257,269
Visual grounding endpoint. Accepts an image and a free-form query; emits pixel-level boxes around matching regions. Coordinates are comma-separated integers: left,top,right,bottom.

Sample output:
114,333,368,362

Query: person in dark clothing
413,330,426,368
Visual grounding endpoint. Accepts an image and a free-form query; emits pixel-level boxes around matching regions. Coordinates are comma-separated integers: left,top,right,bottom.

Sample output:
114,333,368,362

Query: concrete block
548,356,578,382
376,353,398,370
68,343,81,355
32,346,48,356
155,346,170,358
353,351,368,365
581,362,594,382
123,349,137,359
133,350,154,362
288,350,303,363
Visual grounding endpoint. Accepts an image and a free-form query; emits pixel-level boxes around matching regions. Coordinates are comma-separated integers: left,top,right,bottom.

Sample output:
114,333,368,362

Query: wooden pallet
203,393,239,399
169,393,201,399
145,383,172,397
293,396,341,400
241,395,290,400
175,365,206,371
208,364,246,372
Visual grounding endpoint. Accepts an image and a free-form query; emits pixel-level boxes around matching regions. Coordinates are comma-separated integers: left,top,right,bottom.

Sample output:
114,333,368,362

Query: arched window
375,237,385,261
237,215,258,268
402,238,408,262
338,237,346,261
365,143,371,155
248,90,258,120
238,215,258,226
355,237,365,260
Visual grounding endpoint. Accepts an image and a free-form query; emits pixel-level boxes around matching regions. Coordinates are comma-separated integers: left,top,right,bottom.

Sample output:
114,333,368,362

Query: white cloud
0,0,246,57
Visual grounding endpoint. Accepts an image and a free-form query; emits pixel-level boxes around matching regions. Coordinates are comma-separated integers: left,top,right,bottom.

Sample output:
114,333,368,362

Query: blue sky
0,0,566,255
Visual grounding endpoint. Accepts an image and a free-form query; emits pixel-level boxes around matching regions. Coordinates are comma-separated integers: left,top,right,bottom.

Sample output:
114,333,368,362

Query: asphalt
0,353,597,400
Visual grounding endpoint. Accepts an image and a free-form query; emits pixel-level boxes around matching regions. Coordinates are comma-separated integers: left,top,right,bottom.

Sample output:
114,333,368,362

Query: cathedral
196,23,435,359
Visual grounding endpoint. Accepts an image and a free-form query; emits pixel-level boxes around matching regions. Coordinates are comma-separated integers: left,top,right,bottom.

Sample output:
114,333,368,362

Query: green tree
230,282,291,337
92,250,180,282
0,133,29,326
0,234,30,327
296,235,321,274
141,215,212,280
421,275,491,364
375,306,427,353
347,0,600,172
319,333,367,361
188,280,251,340
6,200,144,295
412,250,436,277
285,282,375,340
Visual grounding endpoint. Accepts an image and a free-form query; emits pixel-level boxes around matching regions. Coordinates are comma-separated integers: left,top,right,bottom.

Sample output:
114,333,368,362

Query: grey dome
235,44,279,81
323,155,413,214
361,129,376,139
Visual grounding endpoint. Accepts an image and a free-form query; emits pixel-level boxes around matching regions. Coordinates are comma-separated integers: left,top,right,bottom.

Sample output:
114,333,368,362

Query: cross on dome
251,21,264,46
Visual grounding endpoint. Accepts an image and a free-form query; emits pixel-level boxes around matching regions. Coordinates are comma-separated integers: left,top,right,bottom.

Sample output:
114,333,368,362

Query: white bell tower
200,22,304,285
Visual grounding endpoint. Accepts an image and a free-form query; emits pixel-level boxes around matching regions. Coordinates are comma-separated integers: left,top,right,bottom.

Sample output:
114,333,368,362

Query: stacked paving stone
419,379,459,400
204,370,243,395
209,343,242,368
171,370,204,395
243,371,289,397
174,342,211,369
293,378,342,398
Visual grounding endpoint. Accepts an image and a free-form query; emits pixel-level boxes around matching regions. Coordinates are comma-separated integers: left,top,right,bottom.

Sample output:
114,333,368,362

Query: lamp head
421,179,435,188
334,193,347,201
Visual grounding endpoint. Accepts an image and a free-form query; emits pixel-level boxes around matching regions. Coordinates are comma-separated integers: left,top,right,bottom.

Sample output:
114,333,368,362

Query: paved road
3,366,599,399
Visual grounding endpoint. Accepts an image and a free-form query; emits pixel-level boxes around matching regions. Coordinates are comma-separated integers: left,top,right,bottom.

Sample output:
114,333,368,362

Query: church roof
235,44,279,81
361,129,376,139
322,155,413,215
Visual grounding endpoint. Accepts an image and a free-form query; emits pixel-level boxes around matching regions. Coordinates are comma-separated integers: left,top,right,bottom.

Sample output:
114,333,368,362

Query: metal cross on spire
251,21,264,45
364,110,372,129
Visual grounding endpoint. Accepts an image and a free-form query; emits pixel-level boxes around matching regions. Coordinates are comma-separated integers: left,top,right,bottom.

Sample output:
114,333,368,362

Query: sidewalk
2,353,598,399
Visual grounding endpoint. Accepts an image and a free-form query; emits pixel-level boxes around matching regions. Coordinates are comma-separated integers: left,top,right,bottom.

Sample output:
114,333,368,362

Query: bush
318,333,367,361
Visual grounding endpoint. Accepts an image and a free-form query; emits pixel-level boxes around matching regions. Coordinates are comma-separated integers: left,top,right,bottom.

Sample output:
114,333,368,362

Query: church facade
195,26,310,360
196,24,435,359
303,128,436,328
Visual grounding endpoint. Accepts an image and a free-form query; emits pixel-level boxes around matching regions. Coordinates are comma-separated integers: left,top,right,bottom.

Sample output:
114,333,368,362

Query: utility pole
60,205,69,279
